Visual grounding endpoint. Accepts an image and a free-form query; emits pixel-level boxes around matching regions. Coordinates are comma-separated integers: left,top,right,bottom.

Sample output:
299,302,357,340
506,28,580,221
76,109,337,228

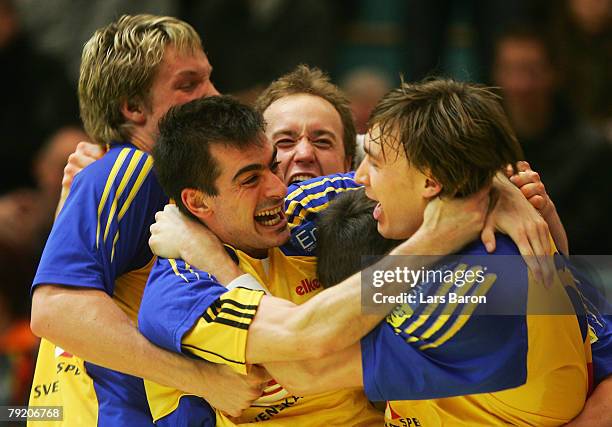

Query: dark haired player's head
154,95,290,257
316,189,401,287
358,79,524,240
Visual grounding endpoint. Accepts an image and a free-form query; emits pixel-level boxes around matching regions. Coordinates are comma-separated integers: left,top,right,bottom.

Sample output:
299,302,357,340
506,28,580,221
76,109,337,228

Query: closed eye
242,174,260,186
275,139,295,148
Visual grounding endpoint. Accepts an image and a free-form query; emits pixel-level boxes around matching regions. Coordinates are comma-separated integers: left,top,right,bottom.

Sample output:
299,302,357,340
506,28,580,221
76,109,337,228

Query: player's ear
423,173,442,199
181,188,213,220
120,98,146,125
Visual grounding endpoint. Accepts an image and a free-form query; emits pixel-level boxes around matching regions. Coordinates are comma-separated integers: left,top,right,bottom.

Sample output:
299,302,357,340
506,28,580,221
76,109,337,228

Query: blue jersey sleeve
362,237,529,401
591,314,612,384
284,172,361,255
155,396,215,427
562,257,612,384
138,258,228,354
33,143,168,295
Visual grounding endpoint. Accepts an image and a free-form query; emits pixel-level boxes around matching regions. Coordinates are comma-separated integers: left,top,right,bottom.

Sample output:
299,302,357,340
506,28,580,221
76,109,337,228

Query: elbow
30,286,58,338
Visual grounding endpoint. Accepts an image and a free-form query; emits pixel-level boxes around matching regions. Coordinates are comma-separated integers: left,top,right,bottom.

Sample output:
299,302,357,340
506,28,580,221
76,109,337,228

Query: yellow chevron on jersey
141,247,382,425
31,141,168,426
372,239,591,426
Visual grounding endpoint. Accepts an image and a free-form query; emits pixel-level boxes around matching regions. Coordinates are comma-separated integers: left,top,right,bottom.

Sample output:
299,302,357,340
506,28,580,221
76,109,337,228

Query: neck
242,247,269,259
129,128,156,153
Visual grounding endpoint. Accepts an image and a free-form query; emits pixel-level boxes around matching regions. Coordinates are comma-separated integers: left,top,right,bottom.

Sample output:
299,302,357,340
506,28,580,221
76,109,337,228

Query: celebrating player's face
143,46,219,140
201,140,290,257
264,93,351,185
355,126,430,240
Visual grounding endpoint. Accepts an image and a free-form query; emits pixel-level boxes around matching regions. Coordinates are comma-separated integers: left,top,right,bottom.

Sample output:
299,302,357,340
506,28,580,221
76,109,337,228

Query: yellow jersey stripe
169,259,189,283
420,273,497,350
402,269,460,336
117,156,154,221
286,176,355,200
287,186,362,227
285,175,356,200
102,151,143,243
110,231,120,263
417,268,480,341
96,148,130,248
184,262,201,280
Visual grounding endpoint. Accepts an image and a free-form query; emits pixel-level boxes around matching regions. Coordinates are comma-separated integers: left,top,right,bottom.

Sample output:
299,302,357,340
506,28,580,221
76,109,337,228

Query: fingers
248,365,272,384
480,222,497,253
510,169,540,188
515,160,531,172
76,141,105,160
518,181,546,200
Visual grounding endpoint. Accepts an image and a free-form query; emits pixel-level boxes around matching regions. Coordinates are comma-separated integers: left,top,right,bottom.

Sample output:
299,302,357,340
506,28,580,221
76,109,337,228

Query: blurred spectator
0,126,83,406
549,0,612,128
0,0,79,195
0,127,86,257
341,67,391,133
181,0,336,101
0,292,38,406
493,28,612,254
405,0,530,82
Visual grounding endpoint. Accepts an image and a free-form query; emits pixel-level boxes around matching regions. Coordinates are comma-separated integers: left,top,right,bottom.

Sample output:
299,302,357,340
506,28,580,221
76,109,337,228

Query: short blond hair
79,14,202,144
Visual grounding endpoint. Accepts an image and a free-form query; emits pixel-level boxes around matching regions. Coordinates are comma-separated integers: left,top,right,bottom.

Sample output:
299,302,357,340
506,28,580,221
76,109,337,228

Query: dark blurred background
1,0,611,407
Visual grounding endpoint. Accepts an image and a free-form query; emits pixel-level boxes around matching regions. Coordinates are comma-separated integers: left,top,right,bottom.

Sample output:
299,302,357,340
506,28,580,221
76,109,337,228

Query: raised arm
30,286,262,416
510,161,569,255
148,190,489,365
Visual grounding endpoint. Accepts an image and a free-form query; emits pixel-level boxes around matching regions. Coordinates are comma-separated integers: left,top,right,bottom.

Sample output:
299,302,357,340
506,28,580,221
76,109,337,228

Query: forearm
542,201,569,256
275,229,443,361
264,343,363,396
31,285,207,392
565,376,612,426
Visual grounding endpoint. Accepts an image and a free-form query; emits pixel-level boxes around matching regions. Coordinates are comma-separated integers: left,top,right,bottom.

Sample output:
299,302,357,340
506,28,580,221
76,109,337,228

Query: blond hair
79,14,202,144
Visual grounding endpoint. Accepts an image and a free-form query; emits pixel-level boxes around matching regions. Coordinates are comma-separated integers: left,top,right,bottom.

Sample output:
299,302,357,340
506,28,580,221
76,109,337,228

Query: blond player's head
79,14,205,144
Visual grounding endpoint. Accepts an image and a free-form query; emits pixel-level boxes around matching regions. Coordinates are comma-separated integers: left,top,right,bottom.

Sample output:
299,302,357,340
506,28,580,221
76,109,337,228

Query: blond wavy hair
79,14,202,144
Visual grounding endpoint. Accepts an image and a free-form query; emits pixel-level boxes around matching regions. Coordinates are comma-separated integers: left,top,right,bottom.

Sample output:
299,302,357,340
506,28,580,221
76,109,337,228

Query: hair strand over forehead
79,14,202,145
369,78,523,197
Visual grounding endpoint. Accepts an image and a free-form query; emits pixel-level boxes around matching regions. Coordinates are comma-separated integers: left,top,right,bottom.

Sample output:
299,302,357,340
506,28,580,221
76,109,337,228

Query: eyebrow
272,129,336,140
173,66,212,80
231,147,278,183
363,143,380,160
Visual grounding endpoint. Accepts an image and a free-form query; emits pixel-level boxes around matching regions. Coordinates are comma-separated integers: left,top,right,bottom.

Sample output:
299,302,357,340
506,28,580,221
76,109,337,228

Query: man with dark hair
28,14,266,425
137,94,495,425
316,188,400,288
153,81,591,426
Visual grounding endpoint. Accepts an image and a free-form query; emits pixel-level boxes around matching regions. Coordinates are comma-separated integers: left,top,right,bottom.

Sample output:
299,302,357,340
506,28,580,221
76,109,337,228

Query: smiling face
355,126,432,240
200,140,290,257
264,93,351,185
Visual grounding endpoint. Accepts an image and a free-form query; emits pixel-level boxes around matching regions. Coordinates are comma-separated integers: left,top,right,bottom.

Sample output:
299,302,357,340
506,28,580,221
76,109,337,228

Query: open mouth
289,174,316,184
254,205,285,226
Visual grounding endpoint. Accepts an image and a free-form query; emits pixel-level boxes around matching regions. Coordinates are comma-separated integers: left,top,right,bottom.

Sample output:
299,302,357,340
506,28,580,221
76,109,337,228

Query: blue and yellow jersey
283,172,361,255
284,173,599,426
560,257,612,385
360,236,592,427
139,244,381,425
30,142,168,426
